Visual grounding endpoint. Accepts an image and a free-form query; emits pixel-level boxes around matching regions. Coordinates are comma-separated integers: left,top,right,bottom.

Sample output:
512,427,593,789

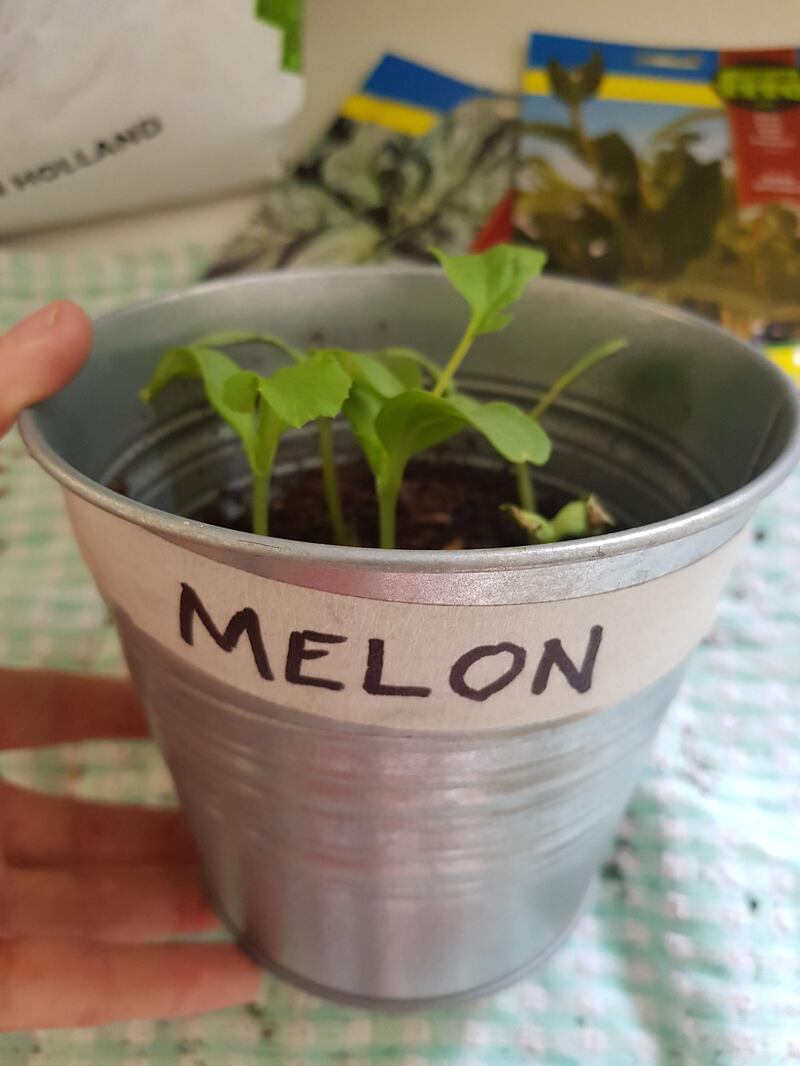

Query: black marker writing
285,629,347,691
179,582,273,680
449,642,527,703
363,638,431,697
531,625,603,695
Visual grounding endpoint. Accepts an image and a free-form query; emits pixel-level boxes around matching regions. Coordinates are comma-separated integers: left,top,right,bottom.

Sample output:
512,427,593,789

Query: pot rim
19,267,800,575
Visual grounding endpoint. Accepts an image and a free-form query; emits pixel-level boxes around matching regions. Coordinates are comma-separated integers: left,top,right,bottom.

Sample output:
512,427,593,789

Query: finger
0,669,149,751
0,939,261,1031
1,782,197,866
0,301,92,437
2,863,219,941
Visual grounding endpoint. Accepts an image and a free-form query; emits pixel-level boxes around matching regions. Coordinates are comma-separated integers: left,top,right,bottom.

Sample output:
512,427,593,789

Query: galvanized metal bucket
20,270,800,1008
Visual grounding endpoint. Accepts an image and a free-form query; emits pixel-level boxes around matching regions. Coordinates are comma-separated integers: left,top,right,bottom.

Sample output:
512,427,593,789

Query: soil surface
193,459,571,550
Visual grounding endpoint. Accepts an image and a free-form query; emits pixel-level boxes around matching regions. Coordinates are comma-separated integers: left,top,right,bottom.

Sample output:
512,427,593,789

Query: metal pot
20,269,800,1008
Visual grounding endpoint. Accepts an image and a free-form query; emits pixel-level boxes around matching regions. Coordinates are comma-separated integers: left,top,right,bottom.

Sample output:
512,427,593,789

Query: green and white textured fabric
1,248,799,1065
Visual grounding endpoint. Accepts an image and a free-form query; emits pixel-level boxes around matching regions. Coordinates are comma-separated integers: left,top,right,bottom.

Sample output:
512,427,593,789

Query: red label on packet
720,49,800,206
470,191,515,252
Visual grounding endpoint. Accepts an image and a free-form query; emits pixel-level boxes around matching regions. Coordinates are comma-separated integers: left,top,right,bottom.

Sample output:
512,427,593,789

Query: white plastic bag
0,0,304,235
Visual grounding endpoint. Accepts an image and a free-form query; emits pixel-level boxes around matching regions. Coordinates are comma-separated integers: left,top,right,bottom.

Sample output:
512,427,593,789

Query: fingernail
11,302,62,343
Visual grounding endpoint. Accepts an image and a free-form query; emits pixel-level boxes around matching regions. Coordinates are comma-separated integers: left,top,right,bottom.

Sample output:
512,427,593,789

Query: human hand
0,301,92,437
1,305,260,1031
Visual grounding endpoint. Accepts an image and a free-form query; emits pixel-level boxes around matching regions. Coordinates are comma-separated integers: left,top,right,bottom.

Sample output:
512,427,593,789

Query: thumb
0,301,93,438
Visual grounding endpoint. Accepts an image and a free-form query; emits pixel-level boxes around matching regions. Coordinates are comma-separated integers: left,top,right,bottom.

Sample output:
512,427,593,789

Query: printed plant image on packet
514,34,800,367
206,54,516,277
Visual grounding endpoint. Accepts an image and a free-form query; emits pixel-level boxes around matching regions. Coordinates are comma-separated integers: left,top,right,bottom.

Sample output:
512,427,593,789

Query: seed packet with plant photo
206,54,516,277
514,33,800,382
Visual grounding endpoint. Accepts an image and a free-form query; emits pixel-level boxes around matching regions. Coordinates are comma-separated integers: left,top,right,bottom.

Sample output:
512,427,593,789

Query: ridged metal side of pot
123,621,682,1006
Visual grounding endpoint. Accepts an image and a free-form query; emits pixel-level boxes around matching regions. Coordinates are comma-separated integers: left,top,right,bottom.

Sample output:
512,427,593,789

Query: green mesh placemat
1,248,799,1065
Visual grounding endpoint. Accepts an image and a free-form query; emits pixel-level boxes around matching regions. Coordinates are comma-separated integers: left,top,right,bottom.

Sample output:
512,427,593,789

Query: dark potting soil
193,460,570,550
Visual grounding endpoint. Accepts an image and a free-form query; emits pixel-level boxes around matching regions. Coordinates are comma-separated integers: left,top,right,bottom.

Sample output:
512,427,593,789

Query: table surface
0,240,799,1066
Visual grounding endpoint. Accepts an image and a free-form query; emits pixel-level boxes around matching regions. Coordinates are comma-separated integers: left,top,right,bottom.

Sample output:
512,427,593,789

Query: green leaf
451,396,552,465
445,391,480,414
322,347,431,397
258,351,352,428
331,350,431,477
431,244,547,336
375,391,468,468
375,390,551,471
224,371,261,413
254,0,302,73
372,348,425,391
140,346,255,460
342,383,387,476
320,349,405,398
191,330,304,363
362,376,551,550
380,346,443,380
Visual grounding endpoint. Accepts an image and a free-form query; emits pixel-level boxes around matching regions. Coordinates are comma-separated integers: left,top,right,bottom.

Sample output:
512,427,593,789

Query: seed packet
206,54,515,277
514,33,800,381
